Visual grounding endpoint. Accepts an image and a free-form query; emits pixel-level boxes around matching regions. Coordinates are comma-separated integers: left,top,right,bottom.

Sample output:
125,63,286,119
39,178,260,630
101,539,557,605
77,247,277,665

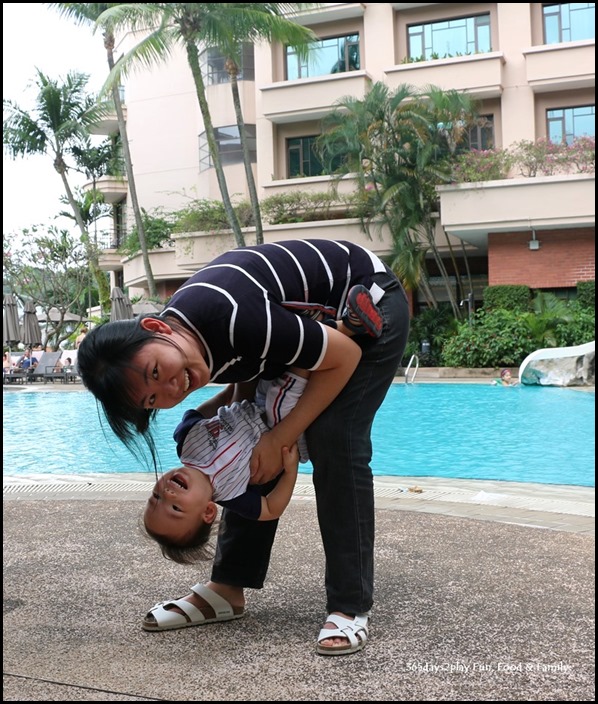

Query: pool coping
3,473,594,536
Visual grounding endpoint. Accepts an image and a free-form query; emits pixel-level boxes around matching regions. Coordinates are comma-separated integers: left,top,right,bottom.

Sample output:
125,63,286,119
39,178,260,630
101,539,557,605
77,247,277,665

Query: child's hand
282,444,299,475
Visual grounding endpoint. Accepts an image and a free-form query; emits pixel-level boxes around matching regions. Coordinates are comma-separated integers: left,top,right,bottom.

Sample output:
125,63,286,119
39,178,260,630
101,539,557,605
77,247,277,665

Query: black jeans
212,271,410,615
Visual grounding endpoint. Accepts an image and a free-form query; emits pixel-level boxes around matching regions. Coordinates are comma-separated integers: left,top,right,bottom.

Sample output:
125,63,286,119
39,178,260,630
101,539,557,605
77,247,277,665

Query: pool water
2,384,595,487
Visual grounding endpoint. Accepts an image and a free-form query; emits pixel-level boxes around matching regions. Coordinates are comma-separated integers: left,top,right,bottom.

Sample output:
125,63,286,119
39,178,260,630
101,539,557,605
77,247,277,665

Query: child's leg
324,285,383,338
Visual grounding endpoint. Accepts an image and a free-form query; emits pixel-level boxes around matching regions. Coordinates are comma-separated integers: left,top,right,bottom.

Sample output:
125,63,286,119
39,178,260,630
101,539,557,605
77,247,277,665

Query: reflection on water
3,384,595,486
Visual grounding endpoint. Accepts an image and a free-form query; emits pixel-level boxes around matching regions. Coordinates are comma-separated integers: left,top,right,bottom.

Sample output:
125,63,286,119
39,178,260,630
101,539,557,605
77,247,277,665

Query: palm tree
317,81,479,317
211,4,318,244
93,3,317,248
48,2,158,298
3,69,112,311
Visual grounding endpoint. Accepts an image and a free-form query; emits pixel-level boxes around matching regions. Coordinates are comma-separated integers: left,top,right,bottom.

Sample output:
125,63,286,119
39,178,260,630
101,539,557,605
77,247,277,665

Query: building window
547,105,595,143
199,125,256,172
287,136,343,178
286,34,360,80
542,3,595,44
466,115,495,150
199,44,255,85
408,14,491,60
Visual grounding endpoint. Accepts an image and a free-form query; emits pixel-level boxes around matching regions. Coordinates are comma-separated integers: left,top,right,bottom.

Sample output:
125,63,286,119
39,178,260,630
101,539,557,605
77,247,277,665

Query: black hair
77,315,195,468
142,515,217,565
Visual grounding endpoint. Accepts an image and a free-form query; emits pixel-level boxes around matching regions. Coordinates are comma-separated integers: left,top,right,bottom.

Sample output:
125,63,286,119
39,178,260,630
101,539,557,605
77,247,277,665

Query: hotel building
90,2,595,311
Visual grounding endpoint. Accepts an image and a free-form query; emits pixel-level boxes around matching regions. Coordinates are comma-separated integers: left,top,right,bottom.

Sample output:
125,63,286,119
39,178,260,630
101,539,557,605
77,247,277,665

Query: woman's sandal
316,613,370,656
142,583,245,632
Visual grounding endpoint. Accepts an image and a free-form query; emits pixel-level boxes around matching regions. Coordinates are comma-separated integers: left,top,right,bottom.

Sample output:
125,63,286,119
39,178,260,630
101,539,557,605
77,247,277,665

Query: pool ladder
404,354,419,383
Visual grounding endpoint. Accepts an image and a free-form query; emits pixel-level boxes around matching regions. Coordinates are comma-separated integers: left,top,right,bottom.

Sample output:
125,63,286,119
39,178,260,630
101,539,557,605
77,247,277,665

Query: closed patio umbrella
21,300,43,352
3,294,20,354
110,287,134,322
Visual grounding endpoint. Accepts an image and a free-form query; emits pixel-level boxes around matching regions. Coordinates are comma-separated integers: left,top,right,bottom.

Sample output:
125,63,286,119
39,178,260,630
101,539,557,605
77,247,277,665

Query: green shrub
554,307,595,346
576,280,595,310
440,309,534,367
260,191,362,225
482,285,531,312
118,210,174,257
404,305,458,366
452,148,513,182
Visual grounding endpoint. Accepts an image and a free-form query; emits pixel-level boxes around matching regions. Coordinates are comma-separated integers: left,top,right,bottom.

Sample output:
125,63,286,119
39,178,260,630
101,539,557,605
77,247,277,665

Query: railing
404,354,419,384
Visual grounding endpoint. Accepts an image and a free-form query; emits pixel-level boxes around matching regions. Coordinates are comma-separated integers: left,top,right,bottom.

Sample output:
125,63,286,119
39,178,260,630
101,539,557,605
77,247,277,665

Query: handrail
404,354,419,384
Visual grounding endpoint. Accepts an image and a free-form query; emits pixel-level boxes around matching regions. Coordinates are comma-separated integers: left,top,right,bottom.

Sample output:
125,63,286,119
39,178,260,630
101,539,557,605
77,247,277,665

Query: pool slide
518,340,595,387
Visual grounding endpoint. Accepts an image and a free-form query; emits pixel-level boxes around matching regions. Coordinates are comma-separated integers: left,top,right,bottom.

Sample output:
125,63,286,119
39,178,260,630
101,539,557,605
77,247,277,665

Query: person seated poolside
16,349,38,370
491,369,518,386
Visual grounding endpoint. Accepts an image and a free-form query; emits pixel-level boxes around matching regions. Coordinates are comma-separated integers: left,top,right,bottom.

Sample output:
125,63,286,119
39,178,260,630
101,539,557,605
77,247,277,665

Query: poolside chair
27,351,63,383
4,368,28,384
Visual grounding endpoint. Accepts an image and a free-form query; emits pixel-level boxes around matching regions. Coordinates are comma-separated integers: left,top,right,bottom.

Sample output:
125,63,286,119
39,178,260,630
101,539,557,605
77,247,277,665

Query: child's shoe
342,285,383,338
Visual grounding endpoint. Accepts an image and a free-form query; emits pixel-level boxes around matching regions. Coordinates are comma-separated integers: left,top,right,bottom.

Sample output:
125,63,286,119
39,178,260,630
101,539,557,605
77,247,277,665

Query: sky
3,3,108,236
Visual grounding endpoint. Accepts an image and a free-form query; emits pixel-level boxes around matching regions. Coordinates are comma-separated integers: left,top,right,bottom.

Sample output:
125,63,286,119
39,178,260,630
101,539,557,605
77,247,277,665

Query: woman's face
126,318,211,409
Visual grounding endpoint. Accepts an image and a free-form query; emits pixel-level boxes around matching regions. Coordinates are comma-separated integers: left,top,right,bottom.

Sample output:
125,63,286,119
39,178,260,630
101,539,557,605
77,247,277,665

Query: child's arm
194,384,235,417
194,381,260,417
258,444,299,521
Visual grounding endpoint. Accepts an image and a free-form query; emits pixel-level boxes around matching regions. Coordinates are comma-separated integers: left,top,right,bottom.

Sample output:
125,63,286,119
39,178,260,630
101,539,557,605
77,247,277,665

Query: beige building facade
92,2,595,309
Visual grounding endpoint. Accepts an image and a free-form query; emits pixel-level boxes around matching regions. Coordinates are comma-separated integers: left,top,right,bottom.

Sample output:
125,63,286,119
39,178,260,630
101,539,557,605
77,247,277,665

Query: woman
78,239,410,656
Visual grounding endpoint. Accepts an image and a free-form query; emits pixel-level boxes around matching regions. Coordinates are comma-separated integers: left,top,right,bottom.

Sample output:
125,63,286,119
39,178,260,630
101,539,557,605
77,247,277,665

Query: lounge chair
4,368,28,384
27,351,64,383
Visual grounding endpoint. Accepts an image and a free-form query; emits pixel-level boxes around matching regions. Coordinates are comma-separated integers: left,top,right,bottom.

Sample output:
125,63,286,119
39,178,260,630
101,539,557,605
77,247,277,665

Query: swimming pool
2,384,594,487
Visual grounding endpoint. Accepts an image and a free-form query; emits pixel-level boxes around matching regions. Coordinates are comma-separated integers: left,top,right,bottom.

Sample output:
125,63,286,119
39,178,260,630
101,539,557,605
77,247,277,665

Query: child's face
144,467,213,544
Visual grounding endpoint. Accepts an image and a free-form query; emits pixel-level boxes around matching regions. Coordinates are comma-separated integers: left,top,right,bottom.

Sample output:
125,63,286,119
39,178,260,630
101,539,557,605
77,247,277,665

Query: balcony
172,219,393,271
261,71,371,124
97,248,123,273
437,173,595,249
289,3,365,26
385,52,505,100
88,105,127,136
83,175,127,204
121,247,179,289
523,40,595,93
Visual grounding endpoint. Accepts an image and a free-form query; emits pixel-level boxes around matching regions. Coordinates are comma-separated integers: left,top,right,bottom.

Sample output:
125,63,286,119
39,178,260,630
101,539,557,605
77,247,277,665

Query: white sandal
142,583,245,632
316,613,370,655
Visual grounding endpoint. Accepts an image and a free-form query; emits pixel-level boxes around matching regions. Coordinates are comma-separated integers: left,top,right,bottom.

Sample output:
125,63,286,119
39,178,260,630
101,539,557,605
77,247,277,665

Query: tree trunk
56,164,110,312
106,34,157,298
228,61,263,244
185,42,245,248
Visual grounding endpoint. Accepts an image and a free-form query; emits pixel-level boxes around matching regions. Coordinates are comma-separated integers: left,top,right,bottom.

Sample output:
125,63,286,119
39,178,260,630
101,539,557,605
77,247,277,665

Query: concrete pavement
3,473,595,701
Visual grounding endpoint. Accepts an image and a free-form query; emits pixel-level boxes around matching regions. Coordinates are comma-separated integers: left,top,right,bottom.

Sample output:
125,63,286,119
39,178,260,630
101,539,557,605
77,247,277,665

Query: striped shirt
174,375,309,520
161,239,387,383
175,400,269,519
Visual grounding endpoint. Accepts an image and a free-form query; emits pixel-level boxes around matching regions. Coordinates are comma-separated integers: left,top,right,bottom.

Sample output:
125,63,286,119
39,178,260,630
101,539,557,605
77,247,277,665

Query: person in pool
491,369,518,386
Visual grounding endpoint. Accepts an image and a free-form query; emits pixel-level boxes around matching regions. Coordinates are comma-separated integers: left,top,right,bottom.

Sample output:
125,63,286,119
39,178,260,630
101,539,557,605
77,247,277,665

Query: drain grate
4,480,593,518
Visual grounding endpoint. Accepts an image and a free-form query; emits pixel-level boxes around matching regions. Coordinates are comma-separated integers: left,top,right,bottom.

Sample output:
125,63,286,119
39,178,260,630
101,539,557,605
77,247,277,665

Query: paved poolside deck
3,377,595,700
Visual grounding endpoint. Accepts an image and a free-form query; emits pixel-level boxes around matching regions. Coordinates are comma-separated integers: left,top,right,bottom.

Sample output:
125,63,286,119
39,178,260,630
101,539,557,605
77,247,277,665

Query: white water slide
518,340,595,387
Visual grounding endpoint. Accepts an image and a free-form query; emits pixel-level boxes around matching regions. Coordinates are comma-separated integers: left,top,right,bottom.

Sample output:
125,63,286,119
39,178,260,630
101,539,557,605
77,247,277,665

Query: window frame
542,3,595,44
285,33,361,80
546,104,595,144
199,124,257,172
199,43,255,86
407,13,491,61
